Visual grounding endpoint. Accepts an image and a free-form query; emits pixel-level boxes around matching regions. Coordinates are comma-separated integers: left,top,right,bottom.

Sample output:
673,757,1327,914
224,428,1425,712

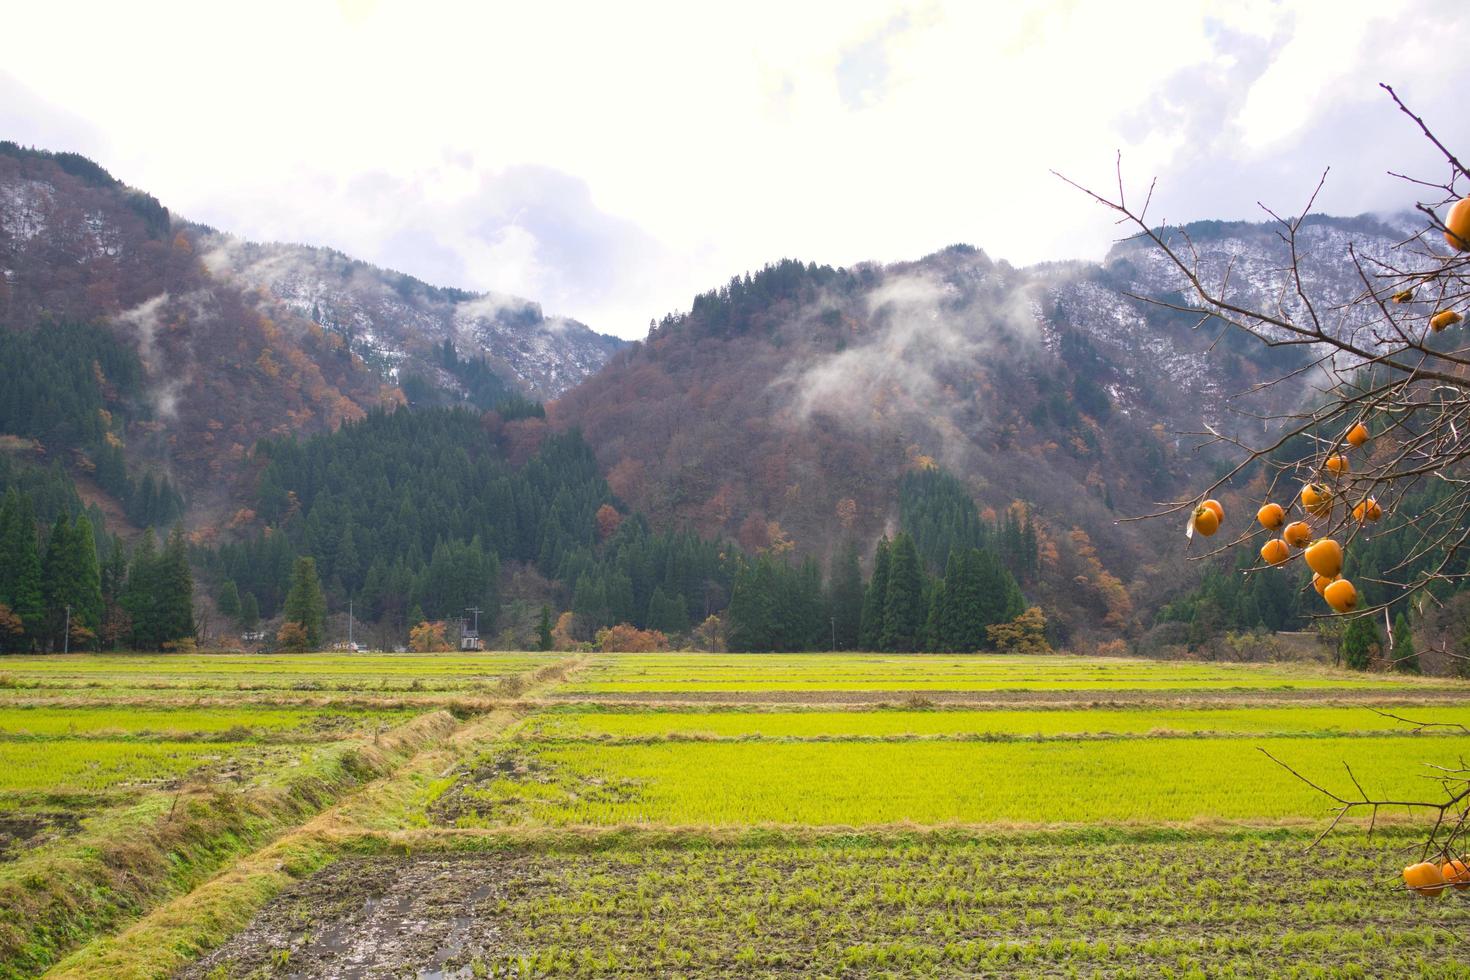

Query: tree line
0,487,194,651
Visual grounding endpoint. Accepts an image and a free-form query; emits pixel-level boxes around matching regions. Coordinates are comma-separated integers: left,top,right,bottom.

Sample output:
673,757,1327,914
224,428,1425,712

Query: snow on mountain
198,234,626,399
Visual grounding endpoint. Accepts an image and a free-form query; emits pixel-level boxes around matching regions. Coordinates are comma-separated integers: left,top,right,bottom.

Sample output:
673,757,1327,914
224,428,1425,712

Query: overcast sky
4,0,1466,338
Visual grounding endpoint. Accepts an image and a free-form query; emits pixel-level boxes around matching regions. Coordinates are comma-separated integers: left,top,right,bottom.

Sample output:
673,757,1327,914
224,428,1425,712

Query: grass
166,832,1470,978
0,740,266,795
14,650,1470,978
0,705,416,739
560,653,1464,692
518,704,1470,740
438,735,1470,827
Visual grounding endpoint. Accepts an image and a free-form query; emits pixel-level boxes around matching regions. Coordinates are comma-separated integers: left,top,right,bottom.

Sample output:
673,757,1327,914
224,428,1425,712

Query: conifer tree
282,556,326,650
1392,612,1420,674
727,556,777,652
122,530,161,648
828,540,863,650
858,536,890,650
881,532,924,652
156,526,195,646
41,512,103,648
218,580,241,620
0,489,44,650
239,592,260,632
537,604,554,651
1341,615,1380,671
100,532,129,649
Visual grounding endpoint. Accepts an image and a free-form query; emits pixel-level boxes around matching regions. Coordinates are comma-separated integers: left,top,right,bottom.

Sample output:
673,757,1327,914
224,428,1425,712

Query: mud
179,857,509,979
0,810,82,861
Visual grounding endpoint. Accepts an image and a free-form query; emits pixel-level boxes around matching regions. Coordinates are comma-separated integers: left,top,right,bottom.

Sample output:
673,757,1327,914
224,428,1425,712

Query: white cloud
4,0,1466,338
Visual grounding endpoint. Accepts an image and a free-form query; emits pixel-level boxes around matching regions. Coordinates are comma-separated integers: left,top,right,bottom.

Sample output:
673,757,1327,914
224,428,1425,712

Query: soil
0,810,82,862
179,857,510,979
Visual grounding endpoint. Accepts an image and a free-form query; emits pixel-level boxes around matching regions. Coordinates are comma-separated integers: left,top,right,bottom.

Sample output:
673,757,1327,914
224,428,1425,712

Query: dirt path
43,657,587,980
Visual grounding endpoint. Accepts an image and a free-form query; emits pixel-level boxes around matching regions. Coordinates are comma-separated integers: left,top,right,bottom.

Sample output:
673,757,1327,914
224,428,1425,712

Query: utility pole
464,606,482,651
348,600,354,650
63,605,71,654
830,616,836,653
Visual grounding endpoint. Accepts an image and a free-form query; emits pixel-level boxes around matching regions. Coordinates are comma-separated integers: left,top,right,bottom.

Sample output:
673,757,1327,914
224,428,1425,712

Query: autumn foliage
595,623,669,653
409,620,451,653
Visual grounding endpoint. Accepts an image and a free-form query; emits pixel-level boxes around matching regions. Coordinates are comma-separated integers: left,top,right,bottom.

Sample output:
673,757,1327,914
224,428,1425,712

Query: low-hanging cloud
775,260,1060,468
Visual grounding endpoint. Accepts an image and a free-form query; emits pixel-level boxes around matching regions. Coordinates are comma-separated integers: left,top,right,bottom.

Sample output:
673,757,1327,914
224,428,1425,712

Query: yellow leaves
408,620,451,653
765,521,794,557
834,497,858,529
255,348,280,378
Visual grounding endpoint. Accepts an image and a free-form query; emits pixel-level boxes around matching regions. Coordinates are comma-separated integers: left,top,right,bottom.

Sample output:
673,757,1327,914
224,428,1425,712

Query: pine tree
727,557,777,652
881,532,924,653
155,527,195,646
1341,615,1380,671
0,490,44,650
218,580,241,620
283,556,327,650
828,540,863,650
40,512,102,649
100,532,129,649
122,530,161,648
1392,612,1420,673
858,536,890,651
537,604,554,651
239,592,260,632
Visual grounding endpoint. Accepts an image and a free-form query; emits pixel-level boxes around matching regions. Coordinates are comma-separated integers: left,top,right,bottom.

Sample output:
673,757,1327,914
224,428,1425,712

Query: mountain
550,215,1413,642
1,137,1416,641
0,142,623,533
198,236,625,399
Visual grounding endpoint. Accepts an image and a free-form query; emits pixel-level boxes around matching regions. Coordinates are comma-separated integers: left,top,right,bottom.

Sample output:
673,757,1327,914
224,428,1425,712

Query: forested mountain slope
551,217,1411,642
0,143,622,534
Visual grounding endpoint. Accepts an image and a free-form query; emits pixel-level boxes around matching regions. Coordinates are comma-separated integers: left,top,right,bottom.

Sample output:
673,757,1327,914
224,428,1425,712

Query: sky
4,0,1467,339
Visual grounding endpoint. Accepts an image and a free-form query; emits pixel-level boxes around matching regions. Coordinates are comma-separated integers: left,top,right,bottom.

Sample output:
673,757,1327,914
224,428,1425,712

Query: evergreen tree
881,532,924,652
218,579,241,620
1341,615,1380,671
122,530,161,649
727,556,778,652
828,540,863,650
282,557,326,650
239,592,260,632
647,586,690,635
100,532,129,649
858,536,890,650
0,489,44,650
1392,612,1420,673
537,604,554,651
41,512,103,648
156,527,195,646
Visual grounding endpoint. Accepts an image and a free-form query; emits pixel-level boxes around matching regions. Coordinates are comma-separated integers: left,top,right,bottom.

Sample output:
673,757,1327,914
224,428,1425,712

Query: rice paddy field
7,651,1470,978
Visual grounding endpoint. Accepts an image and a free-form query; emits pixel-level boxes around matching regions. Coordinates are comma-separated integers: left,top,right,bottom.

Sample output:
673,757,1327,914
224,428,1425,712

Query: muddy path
179,857,509,980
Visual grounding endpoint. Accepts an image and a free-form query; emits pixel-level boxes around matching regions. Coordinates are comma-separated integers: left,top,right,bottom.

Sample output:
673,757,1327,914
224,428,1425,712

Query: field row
0,705,416,740
185,837,1470,978
433,735,1470,827
565,654,1470,693
516,705,1470,740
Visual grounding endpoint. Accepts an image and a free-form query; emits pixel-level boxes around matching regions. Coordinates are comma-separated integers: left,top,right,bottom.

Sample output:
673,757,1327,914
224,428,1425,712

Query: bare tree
1062,84,1470,886
1061,83,1468,620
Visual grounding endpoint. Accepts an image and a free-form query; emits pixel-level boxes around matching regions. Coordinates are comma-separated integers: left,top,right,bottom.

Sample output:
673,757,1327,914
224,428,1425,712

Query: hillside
198,235,625,399
0,143,623,534
0,142,402,530
551,217,1412,642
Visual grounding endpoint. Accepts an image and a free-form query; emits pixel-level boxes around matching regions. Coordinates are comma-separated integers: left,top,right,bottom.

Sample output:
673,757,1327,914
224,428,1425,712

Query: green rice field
10,651,1470,979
